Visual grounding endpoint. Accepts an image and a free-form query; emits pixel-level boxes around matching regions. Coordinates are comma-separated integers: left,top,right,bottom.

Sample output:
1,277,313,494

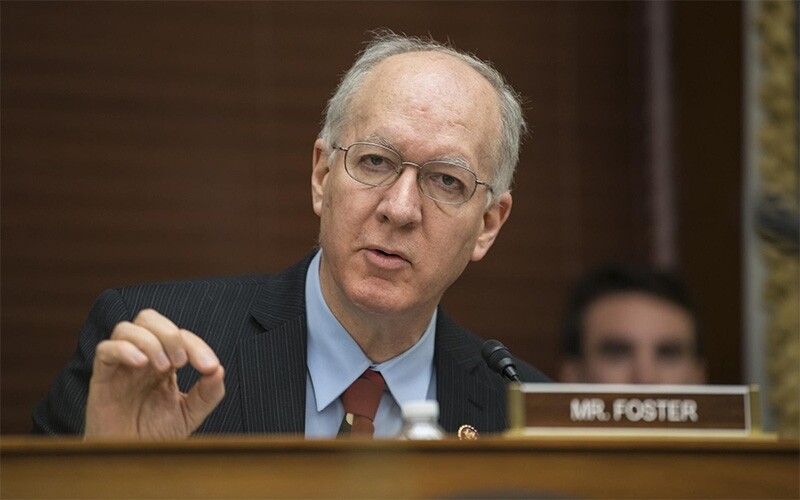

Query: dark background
1,1,742,433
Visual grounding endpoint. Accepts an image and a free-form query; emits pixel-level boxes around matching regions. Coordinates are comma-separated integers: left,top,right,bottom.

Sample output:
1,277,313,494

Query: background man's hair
561,264,702,358
319,29,527,200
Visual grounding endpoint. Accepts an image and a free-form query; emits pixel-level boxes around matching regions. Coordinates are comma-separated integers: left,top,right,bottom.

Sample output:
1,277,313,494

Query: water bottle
399,400,446,440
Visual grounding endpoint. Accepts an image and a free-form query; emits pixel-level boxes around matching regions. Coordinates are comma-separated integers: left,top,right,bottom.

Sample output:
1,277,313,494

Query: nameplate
507,383,758,436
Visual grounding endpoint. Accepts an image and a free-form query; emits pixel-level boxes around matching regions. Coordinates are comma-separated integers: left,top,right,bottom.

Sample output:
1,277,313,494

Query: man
33,32,548,439
559,265,706,385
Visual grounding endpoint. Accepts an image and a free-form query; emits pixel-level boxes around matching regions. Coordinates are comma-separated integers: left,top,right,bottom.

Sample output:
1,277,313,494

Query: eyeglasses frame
332,142,494,206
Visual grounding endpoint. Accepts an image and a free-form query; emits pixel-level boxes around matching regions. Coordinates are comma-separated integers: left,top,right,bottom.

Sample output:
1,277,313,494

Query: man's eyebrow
655,339,693,355
437,155,472,170
598,338,631,346
363,134,396,150
596,337,633,352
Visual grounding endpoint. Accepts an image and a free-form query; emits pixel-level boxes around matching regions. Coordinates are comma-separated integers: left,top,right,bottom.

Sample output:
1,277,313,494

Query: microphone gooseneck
481,339,522,383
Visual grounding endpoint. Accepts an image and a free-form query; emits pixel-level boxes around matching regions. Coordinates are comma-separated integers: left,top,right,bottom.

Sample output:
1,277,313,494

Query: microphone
481,339,522,383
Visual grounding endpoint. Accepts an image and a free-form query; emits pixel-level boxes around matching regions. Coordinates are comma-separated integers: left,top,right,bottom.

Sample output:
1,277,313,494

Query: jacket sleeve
31,288,132,435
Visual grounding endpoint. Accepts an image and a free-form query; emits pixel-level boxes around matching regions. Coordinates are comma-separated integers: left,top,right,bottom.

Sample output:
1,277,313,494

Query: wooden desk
2,435,798,499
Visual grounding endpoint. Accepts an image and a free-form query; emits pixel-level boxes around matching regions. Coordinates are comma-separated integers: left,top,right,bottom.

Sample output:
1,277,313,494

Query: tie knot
342,370,385,420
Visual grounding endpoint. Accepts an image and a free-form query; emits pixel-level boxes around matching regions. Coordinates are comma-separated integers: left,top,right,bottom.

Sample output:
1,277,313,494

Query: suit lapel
233,252,508,435
435,312,508,434
238,253,315,434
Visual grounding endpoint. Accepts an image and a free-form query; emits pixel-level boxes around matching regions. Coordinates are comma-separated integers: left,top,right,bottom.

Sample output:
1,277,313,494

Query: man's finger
94,339,150,369
132,309,188,368
109,321,173,372
183,366,225,431
180,328,221,374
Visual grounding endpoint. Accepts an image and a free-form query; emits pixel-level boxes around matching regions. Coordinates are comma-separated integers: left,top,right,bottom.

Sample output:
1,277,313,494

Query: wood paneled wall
1,2,741,433
672,1,744,385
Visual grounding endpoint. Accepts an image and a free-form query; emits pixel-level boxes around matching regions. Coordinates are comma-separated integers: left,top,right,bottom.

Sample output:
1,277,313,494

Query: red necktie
341,370,385,437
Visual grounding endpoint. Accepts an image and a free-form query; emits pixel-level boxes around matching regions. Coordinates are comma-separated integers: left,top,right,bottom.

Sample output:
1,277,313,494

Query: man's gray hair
319,30,527,199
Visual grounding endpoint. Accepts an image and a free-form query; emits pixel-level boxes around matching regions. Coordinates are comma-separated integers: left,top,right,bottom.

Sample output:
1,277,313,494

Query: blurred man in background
559,265,706,385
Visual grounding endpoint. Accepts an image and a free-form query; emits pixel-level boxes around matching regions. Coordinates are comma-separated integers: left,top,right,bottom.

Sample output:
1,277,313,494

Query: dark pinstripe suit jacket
33,253,548,436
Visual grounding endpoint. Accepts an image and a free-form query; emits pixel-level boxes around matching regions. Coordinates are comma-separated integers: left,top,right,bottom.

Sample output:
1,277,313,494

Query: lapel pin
457,424,479,440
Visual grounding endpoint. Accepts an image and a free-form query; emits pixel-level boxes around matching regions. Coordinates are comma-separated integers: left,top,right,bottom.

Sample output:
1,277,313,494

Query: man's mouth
366,247,410,266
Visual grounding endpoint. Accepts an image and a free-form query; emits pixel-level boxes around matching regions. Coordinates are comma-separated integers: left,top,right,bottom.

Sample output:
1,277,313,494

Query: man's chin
352,293,412,317
347,281,420,317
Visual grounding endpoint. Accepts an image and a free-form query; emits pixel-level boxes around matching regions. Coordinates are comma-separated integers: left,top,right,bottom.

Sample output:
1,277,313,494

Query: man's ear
311,138,330,216
471,192,512,262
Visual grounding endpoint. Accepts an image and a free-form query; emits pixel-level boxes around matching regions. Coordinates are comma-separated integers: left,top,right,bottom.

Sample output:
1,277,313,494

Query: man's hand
85,309,225,439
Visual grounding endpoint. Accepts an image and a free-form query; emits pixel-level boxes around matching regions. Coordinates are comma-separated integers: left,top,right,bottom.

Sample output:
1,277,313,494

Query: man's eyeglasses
333,142,494,205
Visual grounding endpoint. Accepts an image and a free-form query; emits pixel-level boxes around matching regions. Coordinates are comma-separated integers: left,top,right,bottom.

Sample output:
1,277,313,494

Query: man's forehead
589,332,695,347
345,52,501,169
353,51,497,112
584,293,696,339
586,292,692,321
370,50,479,78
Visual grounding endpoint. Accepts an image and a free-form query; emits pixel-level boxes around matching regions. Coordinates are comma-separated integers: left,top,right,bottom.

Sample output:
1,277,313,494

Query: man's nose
376,167,423,227
631,353,659,384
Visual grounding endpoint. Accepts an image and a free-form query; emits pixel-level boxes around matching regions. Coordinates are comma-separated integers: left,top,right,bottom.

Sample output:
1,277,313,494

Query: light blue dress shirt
304,250,437,438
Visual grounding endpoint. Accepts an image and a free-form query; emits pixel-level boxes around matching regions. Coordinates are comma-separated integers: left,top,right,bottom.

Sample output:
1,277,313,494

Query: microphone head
481,339,515,375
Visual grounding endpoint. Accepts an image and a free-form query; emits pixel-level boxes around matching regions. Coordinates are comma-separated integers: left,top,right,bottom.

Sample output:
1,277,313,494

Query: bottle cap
401,400,439,419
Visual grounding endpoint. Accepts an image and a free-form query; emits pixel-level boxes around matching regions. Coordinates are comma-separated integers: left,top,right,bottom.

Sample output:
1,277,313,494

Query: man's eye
429,173,466,192
360,155,393,169
440,175,458,187
657,343,689,362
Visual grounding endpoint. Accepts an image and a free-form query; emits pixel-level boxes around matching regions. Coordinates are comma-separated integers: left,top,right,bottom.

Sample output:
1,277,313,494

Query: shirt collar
305,250,436,411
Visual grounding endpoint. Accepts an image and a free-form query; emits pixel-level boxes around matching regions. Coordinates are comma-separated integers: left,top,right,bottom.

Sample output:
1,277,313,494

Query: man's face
565,292,705,384
311,52,511,324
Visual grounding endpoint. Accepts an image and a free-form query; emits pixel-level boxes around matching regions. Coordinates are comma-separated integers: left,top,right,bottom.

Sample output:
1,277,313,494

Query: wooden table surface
2,434,798,499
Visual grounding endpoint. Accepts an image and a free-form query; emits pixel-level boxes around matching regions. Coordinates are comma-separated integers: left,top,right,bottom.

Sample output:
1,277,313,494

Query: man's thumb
184,366,226,431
